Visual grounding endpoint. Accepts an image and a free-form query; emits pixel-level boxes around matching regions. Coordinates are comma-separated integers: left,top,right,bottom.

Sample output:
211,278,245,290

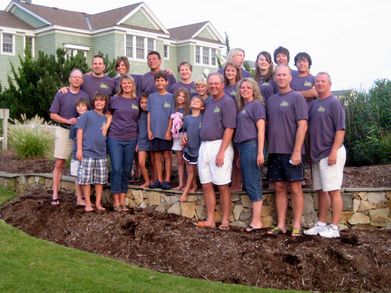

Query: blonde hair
236,78,264,112
117,74,136,98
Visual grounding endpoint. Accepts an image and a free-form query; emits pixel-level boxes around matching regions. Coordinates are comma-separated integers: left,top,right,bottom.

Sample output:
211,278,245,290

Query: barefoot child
76,93,108,212
171,88,190,190
180,96,204,202
69,98,89,206
137,93,152,188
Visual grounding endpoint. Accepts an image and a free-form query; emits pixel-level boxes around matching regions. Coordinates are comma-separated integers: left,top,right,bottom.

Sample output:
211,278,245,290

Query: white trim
163,44,169,60
0,26,35,35
7,2,51,26
63,43,90,51
1,32,15,56
192,21,224,43
194,44,218,67
37,29,90,39
176,40,223,49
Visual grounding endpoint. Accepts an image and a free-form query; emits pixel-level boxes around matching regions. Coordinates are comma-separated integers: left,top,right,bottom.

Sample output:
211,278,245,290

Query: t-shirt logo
213,107,221,113
280,101,289,107
199,121,202,128
163,101,171,109
100,83,109,89
191,88,197,94
132,104,139,111
304,81,313,87
317,106,326,113
230,90,237,97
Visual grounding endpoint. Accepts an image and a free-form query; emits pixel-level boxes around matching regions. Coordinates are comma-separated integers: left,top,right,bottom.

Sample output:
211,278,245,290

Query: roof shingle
0,11,34,30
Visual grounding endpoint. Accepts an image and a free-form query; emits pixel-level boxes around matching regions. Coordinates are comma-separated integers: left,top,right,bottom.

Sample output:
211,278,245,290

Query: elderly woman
234,78,266,232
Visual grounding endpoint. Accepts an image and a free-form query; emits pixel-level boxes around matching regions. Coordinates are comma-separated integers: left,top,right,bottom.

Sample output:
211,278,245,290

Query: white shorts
70,159,80,177
53,126,73,159
312,146,346,192
171,133,183,151
197,140,234,185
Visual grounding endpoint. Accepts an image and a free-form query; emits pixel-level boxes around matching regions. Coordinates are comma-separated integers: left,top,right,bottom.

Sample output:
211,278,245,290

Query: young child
171,88,190,190
76,93,108,212
137,93,153,188
147,71,175,190
195,77,209,103
69,98,89,206
180,96,204,202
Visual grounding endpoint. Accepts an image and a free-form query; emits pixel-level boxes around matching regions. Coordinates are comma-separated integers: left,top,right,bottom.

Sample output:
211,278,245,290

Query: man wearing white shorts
304,72,346,238
49,69,90,205
196,72,237,230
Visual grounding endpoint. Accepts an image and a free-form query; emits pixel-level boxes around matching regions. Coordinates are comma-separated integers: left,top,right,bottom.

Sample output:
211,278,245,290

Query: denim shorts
237,139,263,202
267,153,304,182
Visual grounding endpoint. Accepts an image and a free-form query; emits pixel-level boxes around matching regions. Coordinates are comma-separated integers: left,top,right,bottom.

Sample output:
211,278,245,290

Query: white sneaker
319,225,340,238
303,223,328,236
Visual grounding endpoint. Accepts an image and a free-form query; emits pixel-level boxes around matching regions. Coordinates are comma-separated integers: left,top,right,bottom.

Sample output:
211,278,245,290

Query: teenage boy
147,71,175,190
291,52,317,105
76,93,108,212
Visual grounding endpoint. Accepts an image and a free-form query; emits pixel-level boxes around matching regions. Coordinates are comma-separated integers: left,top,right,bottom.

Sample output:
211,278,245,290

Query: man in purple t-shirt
304,72,346,238
266,64,308,237
196,72,237,231
49,69,90,205
141,51,176,96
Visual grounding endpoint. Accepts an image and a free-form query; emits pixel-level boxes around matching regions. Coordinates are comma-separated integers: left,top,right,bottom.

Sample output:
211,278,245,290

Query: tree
224,32,230,55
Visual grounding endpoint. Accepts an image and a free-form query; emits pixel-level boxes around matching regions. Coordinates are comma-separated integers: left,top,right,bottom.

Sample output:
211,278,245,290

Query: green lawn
0,187,300,293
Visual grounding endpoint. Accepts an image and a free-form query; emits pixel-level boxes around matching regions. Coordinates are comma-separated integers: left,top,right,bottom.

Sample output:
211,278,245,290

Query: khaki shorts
53,126,73,160
312,146,346,192
197,140,234,185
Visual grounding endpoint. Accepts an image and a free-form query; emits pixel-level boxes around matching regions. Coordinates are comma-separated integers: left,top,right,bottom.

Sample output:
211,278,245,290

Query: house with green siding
0,0,224,87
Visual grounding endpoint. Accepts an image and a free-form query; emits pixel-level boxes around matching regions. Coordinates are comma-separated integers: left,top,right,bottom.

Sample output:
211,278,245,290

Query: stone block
167,202,181,215
38,177,45,185
102,189,112,205
162,194,179,205
139,201,147,209
60,181,75,191
340,212,354,224
148,192,162,206
155,205,166,213
313,193,319,210
239,208,251,221
302,213,317,228
353,199,361,213
367,192,386,204
231,194,240,202
261,215,273,228
45,178,52,189
369,208,390,227
132,190,144,205
358,200,376,212
214,210,222,223
0,178,4,187
342,193,353,211
261,205,273,217
388,199,391,210
27,176,35,184
386,192,391,200
240,195,251,208
180,202,196,218
186,195,199,202
195,205,206,220
233,204,244,221
230,221,247,228
303,193,315,214
348,212,370,225
126,189,134,199
126,199,137,208
357,192,368,201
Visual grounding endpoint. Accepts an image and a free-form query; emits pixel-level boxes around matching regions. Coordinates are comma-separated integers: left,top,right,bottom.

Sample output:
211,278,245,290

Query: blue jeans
107,137,137,194
238,139,263,202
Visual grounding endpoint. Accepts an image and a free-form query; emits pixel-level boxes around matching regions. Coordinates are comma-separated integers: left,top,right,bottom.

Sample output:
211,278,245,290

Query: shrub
8,114,54,159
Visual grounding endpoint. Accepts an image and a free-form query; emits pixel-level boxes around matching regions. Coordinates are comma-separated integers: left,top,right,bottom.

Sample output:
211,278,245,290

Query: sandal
245,225,262,232
291,227,302,237
113,205,122,212
266,226,286,236
51,198,60,206
194,221,215,229
218,224,230,231
121,205,129,212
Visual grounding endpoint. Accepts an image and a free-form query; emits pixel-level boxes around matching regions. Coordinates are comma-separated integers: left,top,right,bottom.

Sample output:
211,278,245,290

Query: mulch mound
1,188,391,292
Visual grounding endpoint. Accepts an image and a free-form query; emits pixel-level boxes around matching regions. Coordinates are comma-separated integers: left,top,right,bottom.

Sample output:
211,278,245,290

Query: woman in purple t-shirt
106,75,139,212
234,78,266,232
254,51,277,101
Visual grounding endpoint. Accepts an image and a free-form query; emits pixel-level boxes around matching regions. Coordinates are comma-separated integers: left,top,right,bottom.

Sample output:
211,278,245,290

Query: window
24,36,34,57
195,45,218,66
126,35,133,58
163,45,169,59
2,33,14,54
195,46,201,64
125,35,156,60
63,44,89,59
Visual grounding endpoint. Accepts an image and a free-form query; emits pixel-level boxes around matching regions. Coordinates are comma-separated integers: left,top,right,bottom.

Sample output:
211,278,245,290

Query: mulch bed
1,188,391,292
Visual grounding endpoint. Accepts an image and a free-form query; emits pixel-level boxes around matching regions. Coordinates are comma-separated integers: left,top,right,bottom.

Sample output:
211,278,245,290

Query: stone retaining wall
1,172,390,229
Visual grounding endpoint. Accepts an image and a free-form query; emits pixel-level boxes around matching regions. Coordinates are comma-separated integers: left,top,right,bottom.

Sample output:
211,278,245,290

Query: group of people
49,46,346,239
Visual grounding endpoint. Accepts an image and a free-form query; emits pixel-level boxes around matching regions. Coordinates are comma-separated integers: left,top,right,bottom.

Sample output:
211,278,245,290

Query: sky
2,0,391,91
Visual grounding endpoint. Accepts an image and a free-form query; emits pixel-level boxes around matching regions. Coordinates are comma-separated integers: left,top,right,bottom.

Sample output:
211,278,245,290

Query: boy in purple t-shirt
291,52,317,106
147,71,175,190
304,72,346,239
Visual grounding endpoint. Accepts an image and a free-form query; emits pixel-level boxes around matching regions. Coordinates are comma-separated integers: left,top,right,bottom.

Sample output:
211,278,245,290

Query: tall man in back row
266,64,308,237
196,72,237,230
304,72,346,238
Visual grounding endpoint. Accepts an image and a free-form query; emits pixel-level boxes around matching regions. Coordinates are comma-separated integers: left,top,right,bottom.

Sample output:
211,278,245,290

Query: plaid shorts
76,157,108,185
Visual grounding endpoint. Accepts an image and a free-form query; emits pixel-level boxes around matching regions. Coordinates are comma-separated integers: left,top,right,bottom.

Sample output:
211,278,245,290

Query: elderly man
196,72,237,230
266,64,308,237
49,69,90,205
304,72,346,238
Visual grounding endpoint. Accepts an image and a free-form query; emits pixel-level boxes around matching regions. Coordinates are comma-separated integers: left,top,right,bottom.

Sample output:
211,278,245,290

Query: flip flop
245,225,262,232
266,226,286,236
51,199,60,206
194,221,215,229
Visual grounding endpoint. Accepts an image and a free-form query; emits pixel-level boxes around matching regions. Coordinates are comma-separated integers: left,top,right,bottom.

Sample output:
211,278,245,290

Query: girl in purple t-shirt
171,88,190,190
